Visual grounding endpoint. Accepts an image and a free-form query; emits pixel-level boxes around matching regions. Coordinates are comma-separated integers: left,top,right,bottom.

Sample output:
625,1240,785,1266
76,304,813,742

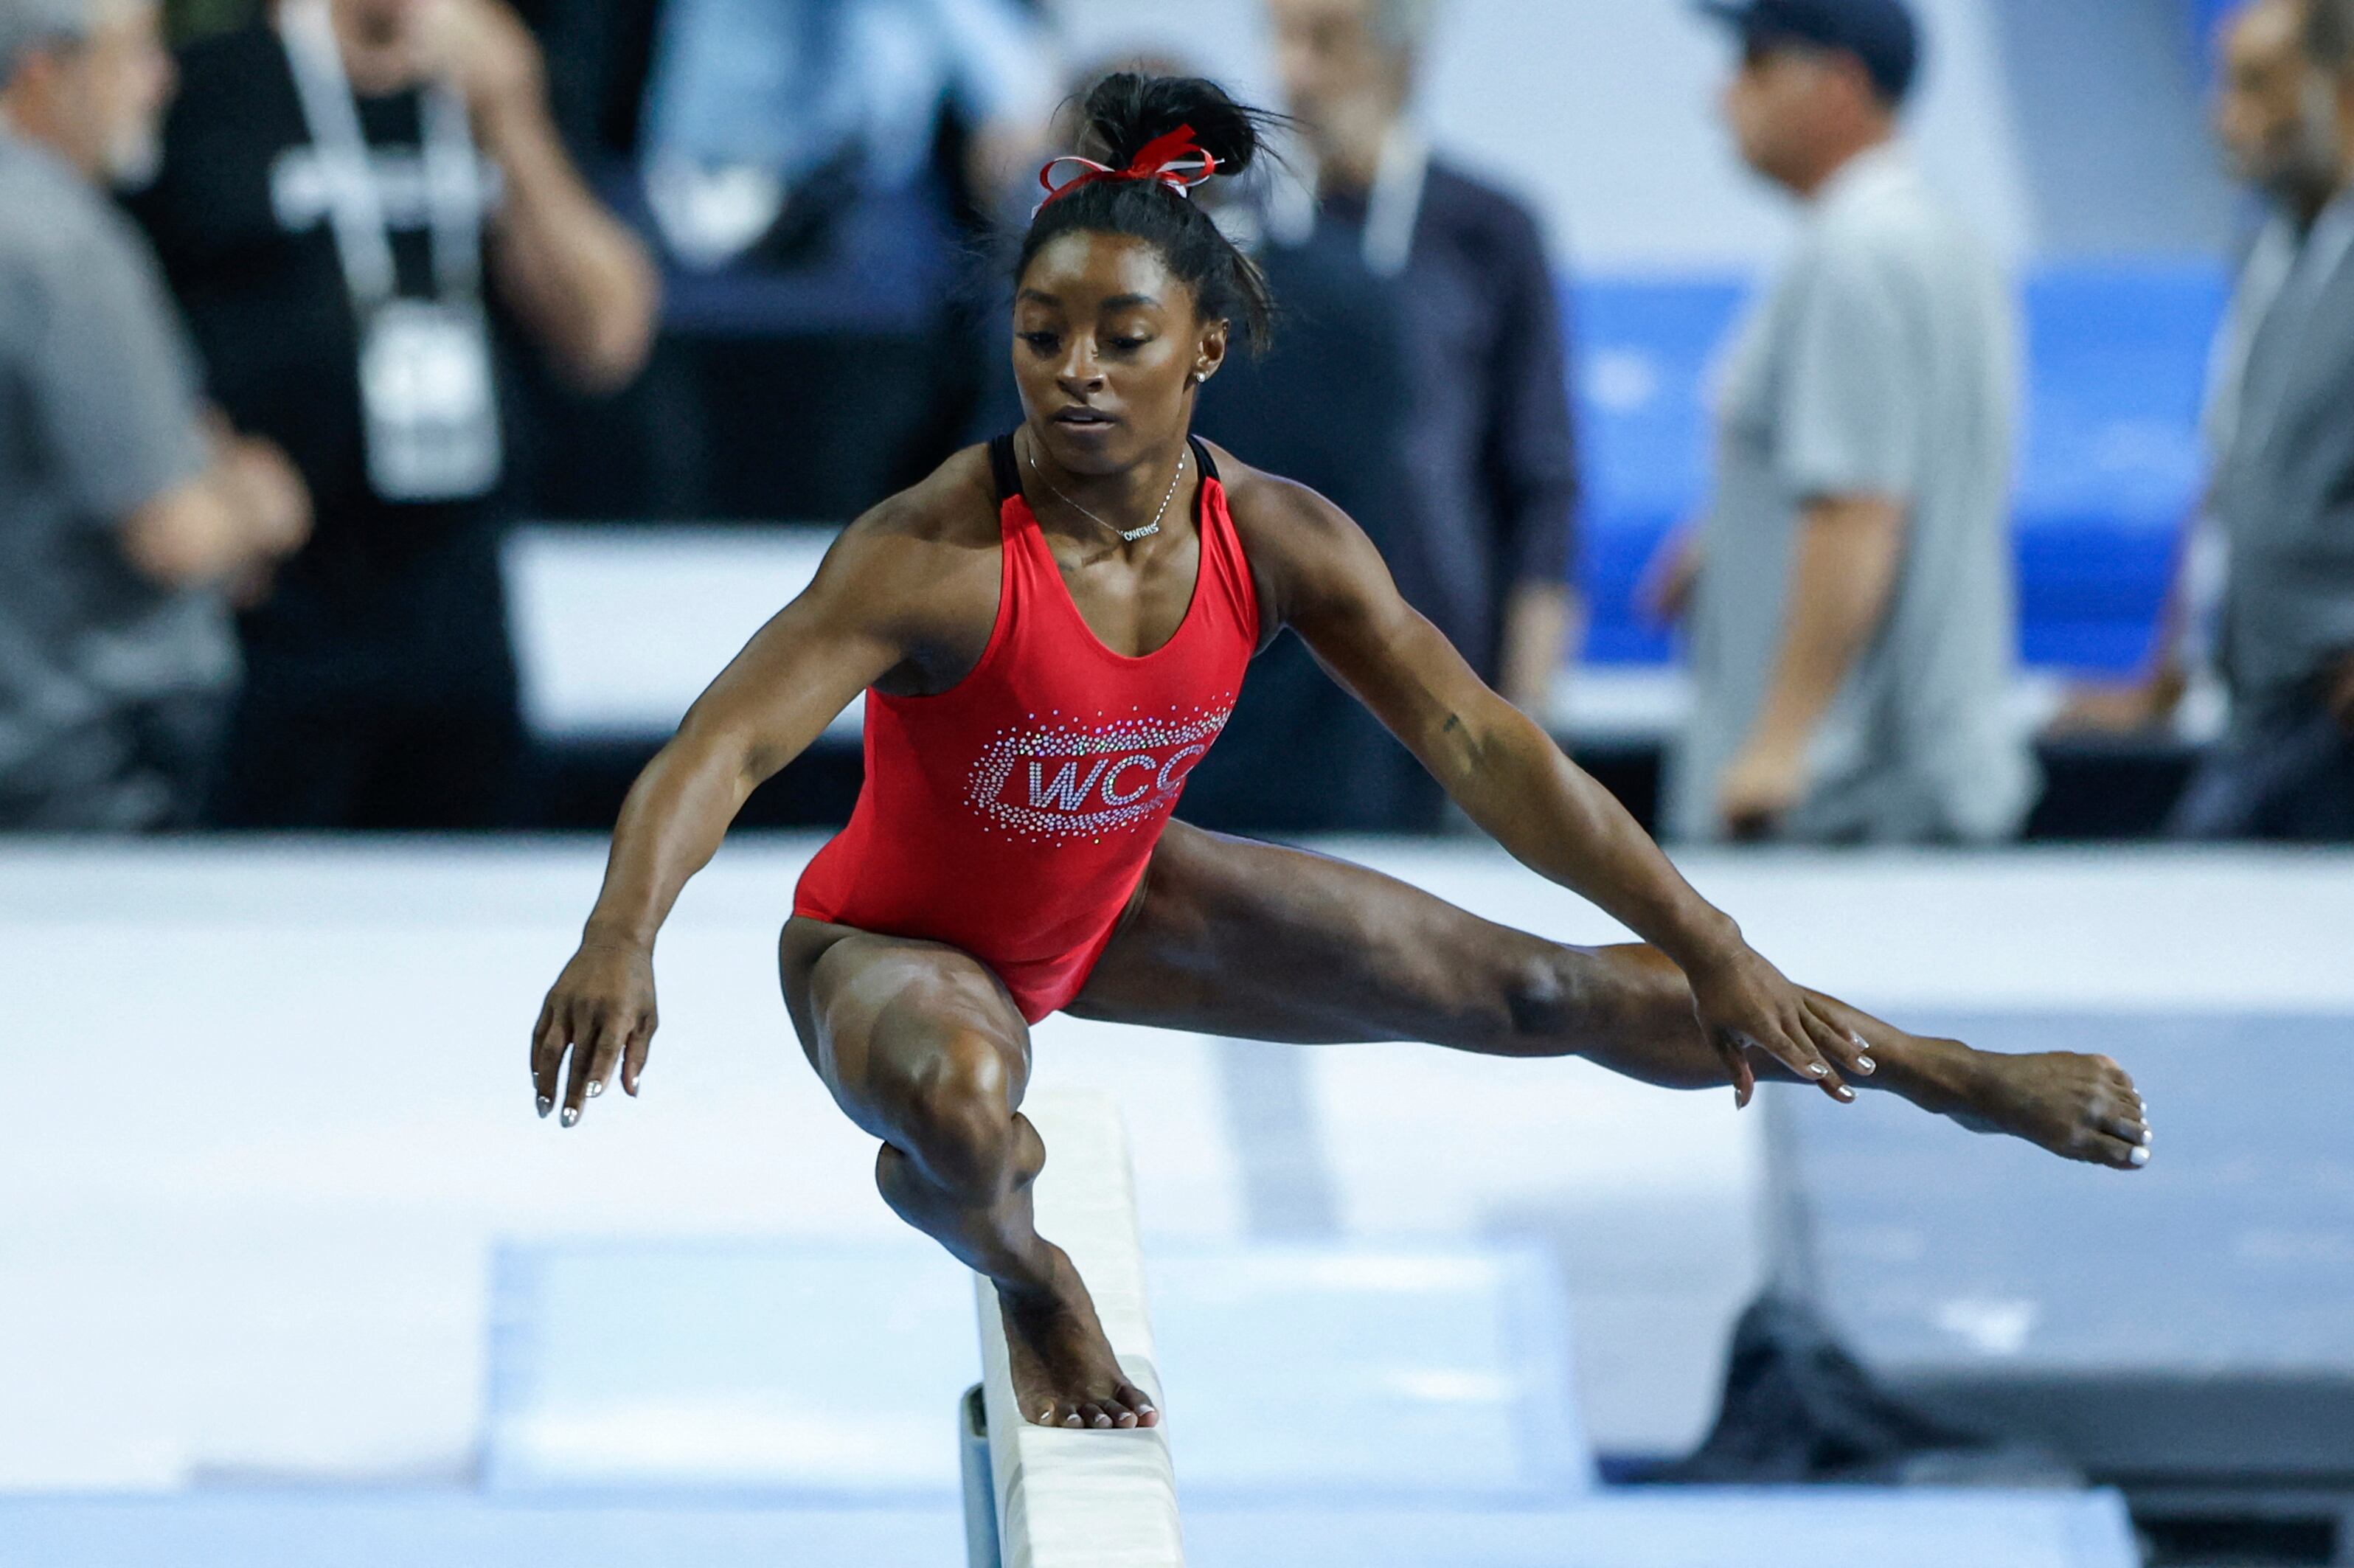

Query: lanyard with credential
279,0,484,309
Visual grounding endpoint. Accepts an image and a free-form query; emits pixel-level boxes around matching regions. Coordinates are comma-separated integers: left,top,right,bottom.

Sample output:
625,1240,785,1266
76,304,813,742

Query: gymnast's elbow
653,701,767,799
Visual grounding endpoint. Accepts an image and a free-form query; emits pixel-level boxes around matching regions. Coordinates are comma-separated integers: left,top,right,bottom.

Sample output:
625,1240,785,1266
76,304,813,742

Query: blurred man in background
638,0,1052,269
0,0,310,830
2045,0,2304,745
1264,0,1581,724
2070,0,2354,839
1656,0,2032,844
130,0,658,829
634,0,1055,521
1181,0,1576,836
1182,184,1428,836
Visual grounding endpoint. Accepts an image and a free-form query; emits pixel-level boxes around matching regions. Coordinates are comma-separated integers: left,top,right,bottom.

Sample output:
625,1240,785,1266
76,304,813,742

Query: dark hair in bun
1018,73,1280,351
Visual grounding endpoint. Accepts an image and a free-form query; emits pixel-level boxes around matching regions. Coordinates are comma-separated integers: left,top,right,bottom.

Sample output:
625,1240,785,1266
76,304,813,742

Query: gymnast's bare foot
1939,1039,2152,1170
999,1244,1160,1430
1801,994,2152,1170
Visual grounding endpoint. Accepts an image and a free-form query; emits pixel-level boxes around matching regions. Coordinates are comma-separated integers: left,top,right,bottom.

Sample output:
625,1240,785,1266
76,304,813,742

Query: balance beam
968,1091,1182,1567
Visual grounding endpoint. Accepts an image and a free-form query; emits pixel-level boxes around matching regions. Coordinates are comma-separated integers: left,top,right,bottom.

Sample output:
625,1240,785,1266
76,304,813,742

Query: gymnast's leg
1072,822,2150,1167
778,917,1159,1430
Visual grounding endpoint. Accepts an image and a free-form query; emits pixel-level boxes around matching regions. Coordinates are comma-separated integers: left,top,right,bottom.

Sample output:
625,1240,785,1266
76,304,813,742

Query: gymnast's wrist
580,915,656,955
1656,907,1744,976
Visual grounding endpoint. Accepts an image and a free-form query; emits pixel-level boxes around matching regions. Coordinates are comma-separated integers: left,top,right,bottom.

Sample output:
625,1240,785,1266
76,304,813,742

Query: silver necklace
1027,438,1187,543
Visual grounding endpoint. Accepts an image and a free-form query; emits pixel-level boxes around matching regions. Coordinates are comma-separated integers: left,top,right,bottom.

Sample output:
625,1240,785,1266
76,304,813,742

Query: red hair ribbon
1035,123,1220,213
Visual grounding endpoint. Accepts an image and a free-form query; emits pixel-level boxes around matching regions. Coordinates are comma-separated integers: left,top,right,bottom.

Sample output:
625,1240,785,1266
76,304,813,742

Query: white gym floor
4,838,2347,1494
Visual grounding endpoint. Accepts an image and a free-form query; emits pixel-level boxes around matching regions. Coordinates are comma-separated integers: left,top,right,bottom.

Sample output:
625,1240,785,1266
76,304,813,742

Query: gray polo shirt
2209,192,2354,723
0,131,230,828
1667,144,2034,844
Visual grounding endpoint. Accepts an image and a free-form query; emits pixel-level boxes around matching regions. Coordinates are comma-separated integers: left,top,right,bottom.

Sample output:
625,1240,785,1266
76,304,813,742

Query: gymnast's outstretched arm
1224,459,1869,1108
530,478,991,1123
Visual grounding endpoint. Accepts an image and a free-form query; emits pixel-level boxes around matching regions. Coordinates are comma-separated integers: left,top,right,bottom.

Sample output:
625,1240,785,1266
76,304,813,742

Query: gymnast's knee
1481,941,1589,1054
883,1029,1025,1198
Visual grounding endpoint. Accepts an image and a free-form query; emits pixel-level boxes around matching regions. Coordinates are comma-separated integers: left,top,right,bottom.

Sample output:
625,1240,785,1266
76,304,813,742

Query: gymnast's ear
1192,318,1229,387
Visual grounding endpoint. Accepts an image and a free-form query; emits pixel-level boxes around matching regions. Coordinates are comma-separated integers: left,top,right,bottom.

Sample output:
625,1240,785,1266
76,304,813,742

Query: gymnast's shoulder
802,445,1004,624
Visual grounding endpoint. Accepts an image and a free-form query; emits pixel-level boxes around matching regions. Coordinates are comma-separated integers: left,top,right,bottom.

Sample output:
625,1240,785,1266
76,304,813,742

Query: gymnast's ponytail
1017,73,1281,352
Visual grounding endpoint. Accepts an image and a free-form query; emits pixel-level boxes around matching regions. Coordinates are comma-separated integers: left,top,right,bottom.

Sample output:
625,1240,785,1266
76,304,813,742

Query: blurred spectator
2068,0,2354,839
2046,0,2304,746
620,0,1054,523
0,0,309,830
1185,222,1432,834
128,0,658,828
1263,0,1580,721
1654,0,2033,844
637,0,1052,268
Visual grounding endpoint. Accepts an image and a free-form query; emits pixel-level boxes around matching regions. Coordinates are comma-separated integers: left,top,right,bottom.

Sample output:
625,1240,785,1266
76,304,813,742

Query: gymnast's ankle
994,1243,1083,1310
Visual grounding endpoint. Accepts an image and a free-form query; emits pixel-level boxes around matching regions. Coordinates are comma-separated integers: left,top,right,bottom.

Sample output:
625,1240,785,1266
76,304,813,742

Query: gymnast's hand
1681,943,1872,1109
532,936,659,1126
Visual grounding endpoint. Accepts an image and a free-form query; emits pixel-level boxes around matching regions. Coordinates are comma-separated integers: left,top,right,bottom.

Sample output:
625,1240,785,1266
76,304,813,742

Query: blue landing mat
0,1489,2139,1568
1147,1243,1592,1501
484,1243,971,1496
484,1241,1591,1504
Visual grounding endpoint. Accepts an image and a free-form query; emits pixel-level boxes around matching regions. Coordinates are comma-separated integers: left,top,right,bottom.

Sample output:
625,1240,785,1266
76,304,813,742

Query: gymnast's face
1012,231,1228,477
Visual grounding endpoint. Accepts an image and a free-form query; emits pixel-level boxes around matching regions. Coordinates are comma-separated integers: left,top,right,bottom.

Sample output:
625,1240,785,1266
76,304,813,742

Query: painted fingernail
1808,1061,1827,1077
2128,1145,2150,1166
1855,1055,1875,1072
560,1106,579,1128
535,1096,552,1118
588,1080,604,1097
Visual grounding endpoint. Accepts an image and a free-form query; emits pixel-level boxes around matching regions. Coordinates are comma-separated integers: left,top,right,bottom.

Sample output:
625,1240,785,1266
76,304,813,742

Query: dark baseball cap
1696,0,1921,104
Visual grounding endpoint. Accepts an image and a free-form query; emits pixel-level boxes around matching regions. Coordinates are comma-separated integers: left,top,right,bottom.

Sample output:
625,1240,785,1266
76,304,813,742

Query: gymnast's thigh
1067,819,1575,1050
779,915,1035,1142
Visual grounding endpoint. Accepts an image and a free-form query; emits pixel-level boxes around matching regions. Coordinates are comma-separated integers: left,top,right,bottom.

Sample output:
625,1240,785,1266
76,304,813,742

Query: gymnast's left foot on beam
999,1243,1162,1430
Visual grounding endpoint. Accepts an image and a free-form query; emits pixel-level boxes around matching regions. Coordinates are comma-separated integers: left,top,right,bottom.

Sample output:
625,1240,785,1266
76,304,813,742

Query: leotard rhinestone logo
965,702,1232,839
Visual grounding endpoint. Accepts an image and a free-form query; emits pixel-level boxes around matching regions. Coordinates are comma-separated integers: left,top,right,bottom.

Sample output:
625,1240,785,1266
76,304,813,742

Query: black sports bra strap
1189,435,1219,482
988,433,1024,504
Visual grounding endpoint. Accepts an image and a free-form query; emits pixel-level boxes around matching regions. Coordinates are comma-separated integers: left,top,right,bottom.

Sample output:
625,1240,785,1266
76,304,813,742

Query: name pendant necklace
1027,440,1187,544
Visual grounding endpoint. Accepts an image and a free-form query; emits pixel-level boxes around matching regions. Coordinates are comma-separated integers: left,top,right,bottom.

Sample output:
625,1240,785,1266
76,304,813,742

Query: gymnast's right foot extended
998,1244,1160,1430
1805,990,2153,1170
1939,1041,2152,1169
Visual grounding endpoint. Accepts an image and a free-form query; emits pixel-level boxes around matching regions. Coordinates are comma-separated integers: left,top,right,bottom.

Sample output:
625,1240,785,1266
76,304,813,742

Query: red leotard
794,434,1260,1023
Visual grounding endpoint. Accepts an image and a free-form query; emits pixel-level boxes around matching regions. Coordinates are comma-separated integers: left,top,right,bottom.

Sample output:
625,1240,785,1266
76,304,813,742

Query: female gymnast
532,75,2148,1433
